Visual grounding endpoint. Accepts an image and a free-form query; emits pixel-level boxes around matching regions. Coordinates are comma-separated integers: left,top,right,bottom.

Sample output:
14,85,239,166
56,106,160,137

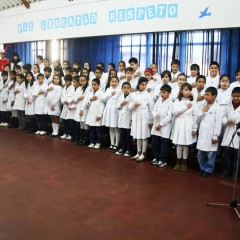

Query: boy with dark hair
170,59,181,84
151,84,173,168
206,61,220,88
221,87,240,180
197,87,223,176
128,57,144,80
44,66,53,84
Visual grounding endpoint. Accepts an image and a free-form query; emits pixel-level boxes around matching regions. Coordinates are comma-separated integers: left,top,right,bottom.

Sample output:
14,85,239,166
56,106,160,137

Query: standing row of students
0,56,240,180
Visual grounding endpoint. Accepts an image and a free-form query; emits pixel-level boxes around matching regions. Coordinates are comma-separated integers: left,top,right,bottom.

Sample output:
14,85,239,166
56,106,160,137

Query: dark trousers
152,135,169,163
0,111,11,123
120,128,133,152
89,126,102,144
36,114,48,132
16,110,27,129
69,120,80,141
63,119,71,136
223,147,239,176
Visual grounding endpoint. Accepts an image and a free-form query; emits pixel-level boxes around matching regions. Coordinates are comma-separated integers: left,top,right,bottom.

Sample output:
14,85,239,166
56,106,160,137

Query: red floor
0,128,239,240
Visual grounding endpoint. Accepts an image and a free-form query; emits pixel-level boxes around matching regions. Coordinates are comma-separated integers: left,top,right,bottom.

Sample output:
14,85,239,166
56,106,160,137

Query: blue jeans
197,150,217,173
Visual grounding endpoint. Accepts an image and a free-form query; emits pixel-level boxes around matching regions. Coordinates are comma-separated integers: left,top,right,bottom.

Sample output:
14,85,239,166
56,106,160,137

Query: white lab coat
6,80,15,111
192,88,206,111
13,81,25,111
24,82,37,115
85,88,105,126
171,98,198,145
74,86,91,122
102,86,121,128
46,84,62,116
33,82,48,115
66,87,78,120
206,75,220,88
129,90,154,139
221,104,240,149
0,79,10,111
60,85,75,119
117,93,132,129
151,98,173,139
216,88,232,117
196,102,223,151
147,79,157,95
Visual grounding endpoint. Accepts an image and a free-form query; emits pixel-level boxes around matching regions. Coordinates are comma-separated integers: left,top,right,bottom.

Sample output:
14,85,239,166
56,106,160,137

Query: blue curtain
4,42,32,65
63,35,121,71
220,29,240,82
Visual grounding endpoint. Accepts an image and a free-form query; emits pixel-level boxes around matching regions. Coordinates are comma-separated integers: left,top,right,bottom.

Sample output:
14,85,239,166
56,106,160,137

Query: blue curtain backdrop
6,28,240,80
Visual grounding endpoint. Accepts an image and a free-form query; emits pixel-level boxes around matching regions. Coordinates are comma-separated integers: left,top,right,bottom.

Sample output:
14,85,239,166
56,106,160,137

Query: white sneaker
66,135,72,140
131,153,140,160
0,122,4,126
124,151,131,157
94,143,101,149
88,143,95,148
136,154,145,162
35,131,41,135
60,134,67,139
3,123,9,127
40,131,46,135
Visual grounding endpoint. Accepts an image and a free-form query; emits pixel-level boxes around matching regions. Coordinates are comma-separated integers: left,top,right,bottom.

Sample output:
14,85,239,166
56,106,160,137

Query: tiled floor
0,128,239,240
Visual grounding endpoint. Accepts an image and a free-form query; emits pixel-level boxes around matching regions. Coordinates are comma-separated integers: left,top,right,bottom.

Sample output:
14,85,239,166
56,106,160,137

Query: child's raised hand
80,110,84,116
134,102,141,108
155,124,161,130
3,84,8,88
186,103,192,109
120,75,126,80
134,72,141,77
202,105,209,112
212,139,218,144
78,96,84,101
111,91,116,95
90,96,98,101
51,105,55,111
96,116,101,121
148,123,153,129
197,95,204,101
192,131,197,137
14,89,20,94
227,119,235,125
47,87,54,92
2,100,7,103
147,88,152,93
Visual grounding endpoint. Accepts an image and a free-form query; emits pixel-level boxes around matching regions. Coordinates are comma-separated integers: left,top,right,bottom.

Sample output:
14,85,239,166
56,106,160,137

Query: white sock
109,127,115,146
142,139,148,154
52,123,56,134
55,123,59,135
114,128,120,147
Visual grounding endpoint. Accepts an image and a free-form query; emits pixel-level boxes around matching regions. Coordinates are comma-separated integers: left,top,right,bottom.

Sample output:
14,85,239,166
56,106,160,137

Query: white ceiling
0,0,44,11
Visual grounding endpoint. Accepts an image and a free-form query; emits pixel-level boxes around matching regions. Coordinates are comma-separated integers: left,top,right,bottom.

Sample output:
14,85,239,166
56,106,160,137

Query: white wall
0,0,239,44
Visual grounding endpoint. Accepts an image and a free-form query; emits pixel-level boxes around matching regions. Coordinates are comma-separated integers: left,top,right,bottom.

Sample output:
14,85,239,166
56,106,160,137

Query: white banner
0,0,239,44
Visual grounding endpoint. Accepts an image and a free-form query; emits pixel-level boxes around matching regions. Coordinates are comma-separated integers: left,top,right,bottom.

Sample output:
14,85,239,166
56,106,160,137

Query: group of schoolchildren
0,52,240,180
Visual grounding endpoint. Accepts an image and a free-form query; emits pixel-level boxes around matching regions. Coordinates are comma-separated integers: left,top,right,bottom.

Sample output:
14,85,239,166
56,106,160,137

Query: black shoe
198,170,204,176
202,171,211,177
221,171,229,178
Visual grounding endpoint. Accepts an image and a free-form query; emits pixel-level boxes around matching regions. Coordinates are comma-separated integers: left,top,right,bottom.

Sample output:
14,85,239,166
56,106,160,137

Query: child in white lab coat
197,87,223,176
85,78,105,149
102,76,121,151
192,75,206,111
24,72,36,133
171,83,198,172
33,73,48,135
170,73,187,102
144,68,157,95
221,87,240,179
151,84,173,168
129,77,154,161
187,64,200,87
13,74,27,130
46,74,62,136
115,82,133,157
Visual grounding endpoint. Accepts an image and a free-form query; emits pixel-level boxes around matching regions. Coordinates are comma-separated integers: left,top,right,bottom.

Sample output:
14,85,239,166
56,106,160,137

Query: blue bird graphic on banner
198,7,211,18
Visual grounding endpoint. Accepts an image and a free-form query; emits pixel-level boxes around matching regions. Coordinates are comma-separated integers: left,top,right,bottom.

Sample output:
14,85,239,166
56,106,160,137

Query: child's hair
122,82,131,89
53,74,62,86
144,68,153,76
218,74,230,88
92,78,100,85
12,52,21,63
37,73,44,79
72,75,80,82
97,62,105,71
54,66,64,77
160,84,172,93
43,58,50,63
171,59,180,67
73,61,81,69
64,74,72,82
10,70,16,76
80,68,90,79
25,72,35,88
136,77,148,90
161,70,172,80
14,65,21,71
84,61,92,71
177,73,187,80
150,63,158,68
209,61,220,69
71,68,79,75
105,69,117,90
118,60,126,67
235,68,240,75
65,67,72,73
232,87,240,95
17,73,25,80
44,66,52,73
196,75,206,82
190,63,200,71
79,75,89,93
205,87,218,96
1,70,8,76
178,83,193,101
128,57,138,64
37,55,43,61
33,64,40,71
108,63,116,69
22,64,32,72
62,60,70,66
94,66,103,73
125,67,133,74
